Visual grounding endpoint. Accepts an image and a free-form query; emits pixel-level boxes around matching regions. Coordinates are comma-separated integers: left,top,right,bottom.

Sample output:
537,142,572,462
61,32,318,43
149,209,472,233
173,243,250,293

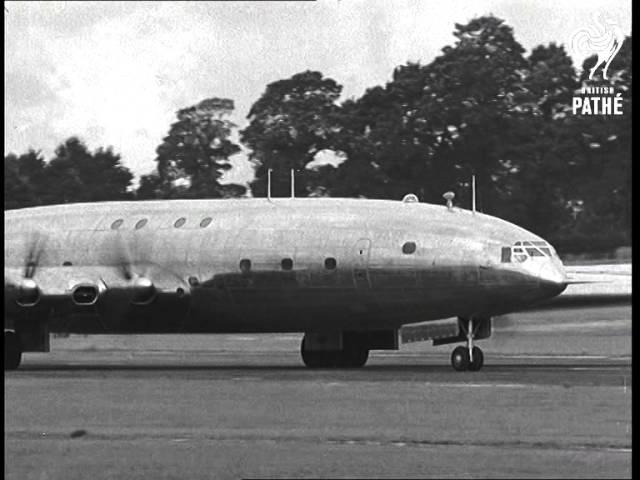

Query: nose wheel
450,318,484,371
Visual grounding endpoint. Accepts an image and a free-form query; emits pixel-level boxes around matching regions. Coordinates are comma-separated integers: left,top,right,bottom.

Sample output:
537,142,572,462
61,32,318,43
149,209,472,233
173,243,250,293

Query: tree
241,71,344,197
421,16,530,213
493,43,581,236
318,16,531,208
309,89,394,199
140,97,247,199
42,137,133,205
4,150,47,209
564,36,632,240
4,138,133,208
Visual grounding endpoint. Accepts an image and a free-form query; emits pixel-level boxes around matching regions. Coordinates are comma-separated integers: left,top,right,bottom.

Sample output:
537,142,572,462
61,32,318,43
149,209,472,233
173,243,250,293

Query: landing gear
468,346,484,371
340,343,369,368
451,346,469,371
450,318,485,372
5,331,22,370
300,335,369,368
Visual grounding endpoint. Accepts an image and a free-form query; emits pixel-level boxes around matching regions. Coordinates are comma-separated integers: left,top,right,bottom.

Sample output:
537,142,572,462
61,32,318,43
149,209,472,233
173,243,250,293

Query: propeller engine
9,233,47,307
111,235,157,305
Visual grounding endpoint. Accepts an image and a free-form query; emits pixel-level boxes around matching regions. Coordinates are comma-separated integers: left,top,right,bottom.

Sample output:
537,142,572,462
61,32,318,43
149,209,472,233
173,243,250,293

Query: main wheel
451,346,469,371
340,335,369,368
340,346,369,368
5,331,22,370
301,338,324,368
468,346,484,371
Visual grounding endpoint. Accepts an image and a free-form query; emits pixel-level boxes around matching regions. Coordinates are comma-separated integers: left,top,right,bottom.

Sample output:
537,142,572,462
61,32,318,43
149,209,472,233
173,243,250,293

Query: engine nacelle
16,278,41,307
130,276,156,305
71,283,100,306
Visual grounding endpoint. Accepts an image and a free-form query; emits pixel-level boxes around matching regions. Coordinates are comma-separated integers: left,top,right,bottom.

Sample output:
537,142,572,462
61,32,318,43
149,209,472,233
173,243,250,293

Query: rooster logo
571,13,624,80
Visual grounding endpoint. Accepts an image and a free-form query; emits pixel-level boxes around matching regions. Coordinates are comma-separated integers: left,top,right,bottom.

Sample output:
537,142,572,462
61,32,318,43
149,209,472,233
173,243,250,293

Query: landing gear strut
450,318,484,371
5,331,22,370
301,335,369,368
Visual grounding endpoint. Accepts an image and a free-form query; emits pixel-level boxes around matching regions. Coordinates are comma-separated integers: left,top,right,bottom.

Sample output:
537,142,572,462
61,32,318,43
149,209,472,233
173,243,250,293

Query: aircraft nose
537,261,568,298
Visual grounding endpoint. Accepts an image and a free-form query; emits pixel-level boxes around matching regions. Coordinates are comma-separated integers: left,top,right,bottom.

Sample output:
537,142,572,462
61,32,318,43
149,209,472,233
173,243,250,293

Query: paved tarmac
4,306,632,479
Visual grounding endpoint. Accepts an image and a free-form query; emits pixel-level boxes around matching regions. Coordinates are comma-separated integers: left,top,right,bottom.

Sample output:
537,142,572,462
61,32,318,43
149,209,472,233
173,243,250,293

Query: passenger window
174,217,186,228
111,219,124,230
501,247,511,263
135,219,148,230
239,259,251,273
402,242,417,254
324,257,337,270
281,258,293,271
200,217,212,228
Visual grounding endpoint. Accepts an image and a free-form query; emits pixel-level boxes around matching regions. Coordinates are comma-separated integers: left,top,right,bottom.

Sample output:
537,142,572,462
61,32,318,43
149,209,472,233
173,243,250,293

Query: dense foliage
5,137,133,209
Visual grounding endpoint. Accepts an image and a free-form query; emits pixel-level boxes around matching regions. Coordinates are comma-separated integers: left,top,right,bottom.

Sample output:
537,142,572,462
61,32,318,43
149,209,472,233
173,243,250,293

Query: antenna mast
267,168,272,201
290,169,295,199
471,174,476,215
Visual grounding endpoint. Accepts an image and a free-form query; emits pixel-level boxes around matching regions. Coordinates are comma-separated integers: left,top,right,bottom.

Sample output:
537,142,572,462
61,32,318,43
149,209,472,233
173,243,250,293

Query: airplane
5,193,595,372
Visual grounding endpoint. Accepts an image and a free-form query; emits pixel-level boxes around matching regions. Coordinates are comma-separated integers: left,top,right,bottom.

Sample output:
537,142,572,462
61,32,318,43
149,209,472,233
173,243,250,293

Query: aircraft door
353,238,371,289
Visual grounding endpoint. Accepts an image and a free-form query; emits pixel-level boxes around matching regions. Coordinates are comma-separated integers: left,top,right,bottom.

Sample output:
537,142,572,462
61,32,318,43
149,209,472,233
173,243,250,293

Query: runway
5,306,632,479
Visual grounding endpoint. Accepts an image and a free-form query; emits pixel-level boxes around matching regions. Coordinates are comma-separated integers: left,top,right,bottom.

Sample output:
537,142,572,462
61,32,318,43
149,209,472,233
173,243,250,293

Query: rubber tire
5,332,22,370
451,346,470,371
301,338,324,368
340,347,369,368
301,337,369,368
301,337,341,368
468,346,484,371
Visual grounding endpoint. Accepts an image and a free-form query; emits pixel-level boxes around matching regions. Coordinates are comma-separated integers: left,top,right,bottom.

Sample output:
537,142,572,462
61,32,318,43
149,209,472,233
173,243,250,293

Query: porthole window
200,217,212,228
281,258,293,271
174,217,186,228
402,242,417,254
135,219,148,230
111,219,124,230
324,257,337,270
239,259,252,273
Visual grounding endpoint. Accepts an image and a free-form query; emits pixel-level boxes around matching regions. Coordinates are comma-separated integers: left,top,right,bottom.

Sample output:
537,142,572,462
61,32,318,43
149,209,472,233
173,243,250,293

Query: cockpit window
513,252,528,263
503,240,555,263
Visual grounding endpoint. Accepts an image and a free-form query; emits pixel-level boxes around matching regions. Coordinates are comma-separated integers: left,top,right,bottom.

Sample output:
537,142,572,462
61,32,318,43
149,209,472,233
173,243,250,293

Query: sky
4,0,632,187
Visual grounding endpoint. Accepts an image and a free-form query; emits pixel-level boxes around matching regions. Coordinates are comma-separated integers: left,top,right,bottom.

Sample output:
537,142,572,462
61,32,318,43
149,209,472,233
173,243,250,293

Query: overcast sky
4,0,632,186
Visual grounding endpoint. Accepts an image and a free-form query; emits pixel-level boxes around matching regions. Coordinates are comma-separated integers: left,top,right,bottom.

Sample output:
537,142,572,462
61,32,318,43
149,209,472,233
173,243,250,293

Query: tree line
5,16,631,254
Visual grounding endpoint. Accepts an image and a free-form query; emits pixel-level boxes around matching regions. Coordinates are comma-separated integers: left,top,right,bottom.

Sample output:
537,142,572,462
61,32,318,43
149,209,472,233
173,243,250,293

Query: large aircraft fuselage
4,198,567,334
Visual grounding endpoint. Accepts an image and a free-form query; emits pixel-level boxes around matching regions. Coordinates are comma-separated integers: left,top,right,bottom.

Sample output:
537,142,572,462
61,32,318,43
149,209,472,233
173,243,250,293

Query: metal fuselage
4,198,567,334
